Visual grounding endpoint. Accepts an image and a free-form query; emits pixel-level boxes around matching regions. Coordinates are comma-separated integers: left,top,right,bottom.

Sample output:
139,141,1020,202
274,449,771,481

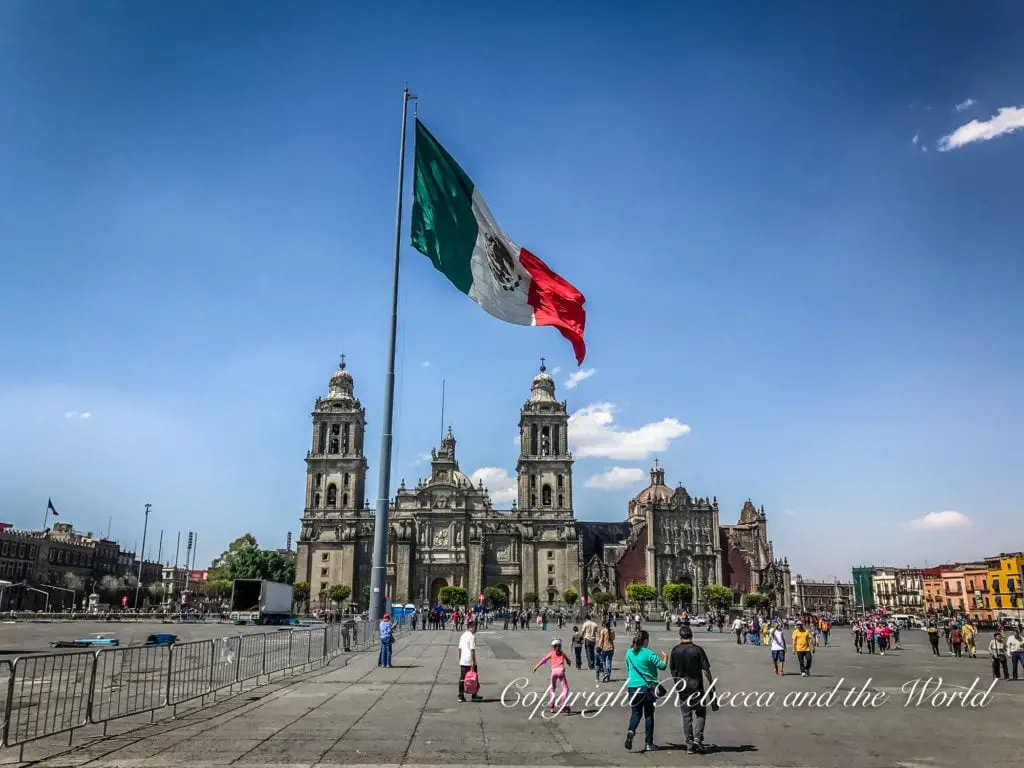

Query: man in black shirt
668,626,714,754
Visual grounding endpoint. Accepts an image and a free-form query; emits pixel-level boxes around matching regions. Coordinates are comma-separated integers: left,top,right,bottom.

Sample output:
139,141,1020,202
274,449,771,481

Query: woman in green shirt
623,629,667,752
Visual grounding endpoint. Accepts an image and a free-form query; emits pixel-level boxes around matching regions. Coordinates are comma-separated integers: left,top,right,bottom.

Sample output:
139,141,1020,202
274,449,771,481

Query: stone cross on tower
339,353,346,368
539,357,546,372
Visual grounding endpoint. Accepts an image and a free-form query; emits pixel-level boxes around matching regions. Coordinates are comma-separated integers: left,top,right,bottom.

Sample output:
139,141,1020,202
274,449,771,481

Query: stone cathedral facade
297,358,791,614
297,359,579,608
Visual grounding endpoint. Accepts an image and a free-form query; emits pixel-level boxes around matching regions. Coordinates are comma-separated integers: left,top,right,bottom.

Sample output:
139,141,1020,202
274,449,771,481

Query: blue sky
2,2,1022,579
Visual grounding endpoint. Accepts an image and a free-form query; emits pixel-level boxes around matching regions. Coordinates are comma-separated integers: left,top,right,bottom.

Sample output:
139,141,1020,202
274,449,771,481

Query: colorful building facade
985,553,1023,620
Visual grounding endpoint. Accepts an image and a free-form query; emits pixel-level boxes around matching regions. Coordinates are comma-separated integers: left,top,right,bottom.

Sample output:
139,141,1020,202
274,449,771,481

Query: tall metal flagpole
134,503,151,609
369,87,416,623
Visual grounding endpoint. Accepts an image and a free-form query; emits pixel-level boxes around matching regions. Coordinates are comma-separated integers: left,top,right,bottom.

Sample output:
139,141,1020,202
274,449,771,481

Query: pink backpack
463,670,480,695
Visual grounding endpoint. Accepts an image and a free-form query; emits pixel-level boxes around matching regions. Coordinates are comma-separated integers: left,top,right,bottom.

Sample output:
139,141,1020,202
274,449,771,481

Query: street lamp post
134,503,151,610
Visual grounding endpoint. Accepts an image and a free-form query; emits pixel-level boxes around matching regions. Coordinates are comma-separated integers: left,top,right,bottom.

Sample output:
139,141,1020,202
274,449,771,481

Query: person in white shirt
458,619,482,702
731,617,744,645
1007,629,1024,680
769,621,786,676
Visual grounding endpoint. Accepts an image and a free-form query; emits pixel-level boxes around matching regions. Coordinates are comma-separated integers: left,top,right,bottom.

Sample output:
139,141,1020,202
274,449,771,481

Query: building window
342,493,349,507
557,494,563,508
329,424,340,454
318,422,327,453
344,473,350,488
552,425,559,455
322,553,329,562
530,475,537,489
326,484,338,507
542,485,552,506
548,551,554,559
321,568,328,577
548,578,555,587
548,564,554,574
314,492,321,507
541,426,551,456
320,582,328,592
530,494,537,506
530,424,538,455
315,473,322,489
557,475,563,489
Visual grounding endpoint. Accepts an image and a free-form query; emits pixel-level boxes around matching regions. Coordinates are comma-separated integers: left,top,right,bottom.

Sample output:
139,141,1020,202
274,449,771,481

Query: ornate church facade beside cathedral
296,359,791,614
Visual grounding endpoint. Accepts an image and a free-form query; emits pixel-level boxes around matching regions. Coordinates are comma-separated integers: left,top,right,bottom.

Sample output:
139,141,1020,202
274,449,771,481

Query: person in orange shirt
819,618,830,647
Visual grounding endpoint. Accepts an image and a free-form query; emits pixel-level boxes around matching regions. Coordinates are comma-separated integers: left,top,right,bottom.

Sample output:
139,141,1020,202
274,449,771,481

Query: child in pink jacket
534,637,572,713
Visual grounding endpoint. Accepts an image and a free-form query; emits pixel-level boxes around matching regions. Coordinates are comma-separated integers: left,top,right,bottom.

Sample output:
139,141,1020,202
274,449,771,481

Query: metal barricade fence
3,651,93,748
91,645,171,723
1,619,397,755
168,639,214,706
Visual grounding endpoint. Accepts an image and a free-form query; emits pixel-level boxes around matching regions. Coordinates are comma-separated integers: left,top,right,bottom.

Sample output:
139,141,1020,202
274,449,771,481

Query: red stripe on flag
518,248,587,365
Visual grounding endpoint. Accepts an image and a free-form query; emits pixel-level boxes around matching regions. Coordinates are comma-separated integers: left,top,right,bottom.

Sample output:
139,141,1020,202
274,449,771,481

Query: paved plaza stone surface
5,622,1022,767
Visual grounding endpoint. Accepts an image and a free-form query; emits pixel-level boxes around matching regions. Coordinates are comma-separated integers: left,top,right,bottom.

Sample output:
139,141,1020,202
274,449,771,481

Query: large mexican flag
410,120,587,365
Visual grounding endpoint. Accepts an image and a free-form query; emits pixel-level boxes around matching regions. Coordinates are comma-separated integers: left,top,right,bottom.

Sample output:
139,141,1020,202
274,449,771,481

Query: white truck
229,579,293,625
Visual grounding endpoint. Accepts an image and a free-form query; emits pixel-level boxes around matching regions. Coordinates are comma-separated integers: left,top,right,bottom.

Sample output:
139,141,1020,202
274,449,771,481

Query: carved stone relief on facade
433,527,450,548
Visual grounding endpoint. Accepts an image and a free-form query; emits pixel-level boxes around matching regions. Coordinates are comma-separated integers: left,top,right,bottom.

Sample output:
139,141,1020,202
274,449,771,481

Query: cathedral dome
327,356,354,399
633,463,673,504
530,361,556,402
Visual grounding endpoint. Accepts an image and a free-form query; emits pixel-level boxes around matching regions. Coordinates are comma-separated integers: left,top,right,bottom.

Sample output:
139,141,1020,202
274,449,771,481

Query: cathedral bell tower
296,356,369,600
305,356,368,517
516,360,573,518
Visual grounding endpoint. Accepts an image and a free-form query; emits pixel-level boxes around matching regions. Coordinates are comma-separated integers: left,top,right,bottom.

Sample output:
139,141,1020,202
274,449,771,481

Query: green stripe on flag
410,120,478,295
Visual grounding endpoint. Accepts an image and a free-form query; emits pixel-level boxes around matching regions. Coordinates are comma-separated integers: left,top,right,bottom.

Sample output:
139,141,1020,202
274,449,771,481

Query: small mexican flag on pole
411,120,587,364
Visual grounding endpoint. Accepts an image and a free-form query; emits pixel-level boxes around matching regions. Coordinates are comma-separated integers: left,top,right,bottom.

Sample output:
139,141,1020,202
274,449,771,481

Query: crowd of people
374,603,1024,752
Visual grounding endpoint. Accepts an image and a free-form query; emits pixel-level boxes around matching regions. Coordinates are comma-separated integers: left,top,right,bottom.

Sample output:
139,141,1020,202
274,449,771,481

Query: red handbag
463,670,480,695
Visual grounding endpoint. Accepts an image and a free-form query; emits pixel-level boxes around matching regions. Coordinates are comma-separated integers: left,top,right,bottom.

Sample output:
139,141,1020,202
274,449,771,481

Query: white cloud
415,452,432,463
512,433,521,446
938,106,1024,151
80,412,91,419
911,131,919,145
906,510,971,531
585,467,645,490
568,403,690,460
470,467,517,503
550,366,562,376
564,368,596,390
784,509,796,516
954,98,976,113
64,411,91,420
421,360,432,368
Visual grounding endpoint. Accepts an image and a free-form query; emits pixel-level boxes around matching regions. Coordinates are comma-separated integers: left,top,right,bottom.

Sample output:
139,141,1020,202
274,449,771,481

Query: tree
522,591,539,610
563,588,579,607
662,582,695,610
207,534,296,584
704,584,734,612
99,575,121,601
626,583,658,612
483,586,507,609
438,585,469,608
361,584,371,607
293,581,311,611
743,593,772,612
327,584,351,606
206,579,233,601
62,572,84,594
591,590,614,609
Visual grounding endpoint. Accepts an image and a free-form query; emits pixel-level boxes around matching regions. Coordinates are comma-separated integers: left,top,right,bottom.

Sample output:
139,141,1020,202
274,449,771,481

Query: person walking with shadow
670,625,715,754
623,629,667,753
